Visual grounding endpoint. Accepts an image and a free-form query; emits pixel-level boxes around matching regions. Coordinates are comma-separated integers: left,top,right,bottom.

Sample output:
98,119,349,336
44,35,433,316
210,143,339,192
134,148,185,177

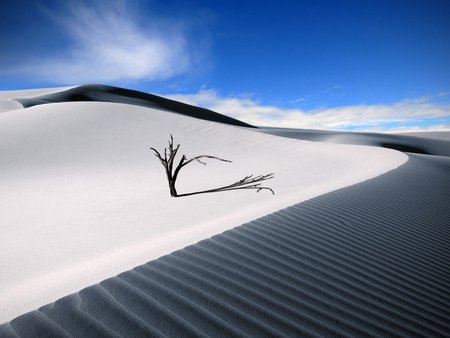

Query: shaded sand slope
261,127,450,157
395,131,450,141
2,154,449,337
15,84,253,128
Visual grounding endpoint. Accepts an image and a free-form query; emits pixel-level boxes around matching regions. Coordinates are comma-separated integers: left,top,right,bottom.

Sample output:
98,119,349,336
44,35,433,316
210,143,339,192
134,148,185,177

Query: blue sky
1,0,449,132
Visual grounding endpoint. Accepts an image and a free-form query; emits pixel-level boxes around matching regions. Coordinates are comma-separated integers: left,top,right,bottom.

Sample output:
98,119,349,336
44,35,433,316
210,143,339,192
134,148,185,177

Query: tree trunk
169,180,178,197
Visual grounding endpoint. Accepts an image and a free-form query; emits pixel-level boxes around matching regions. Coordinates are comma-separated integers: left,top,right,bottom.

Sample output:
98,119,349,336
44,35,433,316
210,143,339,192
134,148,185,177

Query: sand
0,86,72,113
16,84,253,128
260,127,450,157
1,153,449,337
0,86,406,323
394,131,450,141
1,85,448,336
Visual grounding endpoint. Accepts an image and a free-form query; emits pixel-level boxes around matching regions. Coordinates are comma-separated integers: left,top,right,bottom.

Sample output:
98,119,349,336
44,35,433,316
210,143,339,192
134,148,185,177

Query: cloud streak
8,0,193,84
165,90,450,132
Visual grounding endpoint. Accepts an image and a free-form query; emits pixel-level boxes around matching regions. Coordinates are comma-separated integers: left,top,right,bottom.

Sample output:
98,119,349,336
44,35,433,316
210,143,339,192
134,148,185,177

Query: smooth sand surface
0,87,72,113
1,153,448,337
0,87,406,323
395,131,450,141
0,87,73,100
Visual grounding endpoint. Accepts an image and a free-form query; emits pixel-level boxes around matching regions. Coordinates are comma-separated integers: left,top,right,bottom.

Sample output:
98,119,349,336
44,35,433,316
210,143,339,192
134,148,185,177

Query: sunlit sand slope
0,96,405,322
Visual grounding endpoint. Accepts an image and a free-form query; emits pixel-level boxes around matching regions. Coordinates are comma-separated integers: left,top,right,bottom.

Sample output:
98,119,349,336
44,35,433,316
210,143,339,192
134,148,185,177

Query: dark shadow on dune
16,84,255,128
2,154,449,337
380,142,430,154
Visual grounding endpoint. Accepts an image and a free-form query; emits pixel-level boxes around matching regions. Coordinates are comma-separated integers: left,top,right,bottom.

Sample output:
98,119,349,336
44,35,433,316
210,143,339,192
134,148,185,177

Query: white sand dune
0,87,72,113
0,87,73,100
261,127,450,157
0,86,407,323
2,152,449,337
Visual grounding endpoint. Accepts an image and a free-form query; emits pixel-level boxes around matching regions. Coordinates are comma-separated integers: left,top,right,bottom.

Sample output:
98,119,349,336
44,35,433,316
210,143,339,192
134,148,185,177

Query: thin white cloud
290,97,307,104
323,84,344,94
10,1,193,84
164,89,450,132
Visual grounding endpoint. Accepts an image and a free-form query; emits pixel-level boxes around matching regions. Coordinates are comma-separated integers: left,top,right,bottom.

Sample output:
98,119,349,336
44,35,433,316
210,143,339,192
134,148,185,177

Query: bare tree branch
149,147,164,163
182,155,232,167
150,135,274,197
176,173,275,197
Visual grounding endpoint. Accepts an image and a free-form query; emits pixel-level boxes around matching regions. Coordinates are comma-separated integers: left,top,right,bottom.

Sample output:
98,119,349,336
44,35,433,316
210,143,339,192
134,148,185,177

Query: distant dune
395,131,450,141
0,87,72,113
260,127,450,157
1,85,448,336
11,84,450,155
16,84,254,128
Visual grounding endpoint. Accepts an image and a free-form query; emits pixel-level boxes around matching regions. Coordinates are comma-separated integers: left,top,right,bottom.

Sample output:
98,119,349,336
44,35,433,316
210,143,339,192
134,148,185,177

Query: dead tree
150,135,274,197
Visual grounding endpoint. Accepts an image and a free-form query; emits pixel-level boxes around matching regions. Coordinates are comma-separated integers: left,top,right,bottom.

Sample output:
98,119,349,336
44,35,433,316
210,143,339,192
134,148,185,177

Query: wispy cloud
6,0,194,84
165,89,450,132
289,97,308,104
323,84,344,94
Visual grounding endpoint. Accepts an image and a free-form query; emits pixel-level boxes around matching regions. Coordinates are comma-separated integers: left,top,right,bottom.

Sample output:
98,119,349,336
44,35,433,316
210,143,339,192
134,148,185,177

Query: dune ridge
0,87,72,113
10,83,449,156
1,153,449,337
14,84,254,128
260,127,450,157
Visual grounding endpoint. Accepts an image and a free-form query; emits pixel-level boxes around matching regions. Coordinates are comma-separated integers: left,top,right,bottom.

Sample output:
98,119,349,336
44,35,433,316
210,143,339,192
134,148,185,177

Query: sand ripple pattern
1,154,450,337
